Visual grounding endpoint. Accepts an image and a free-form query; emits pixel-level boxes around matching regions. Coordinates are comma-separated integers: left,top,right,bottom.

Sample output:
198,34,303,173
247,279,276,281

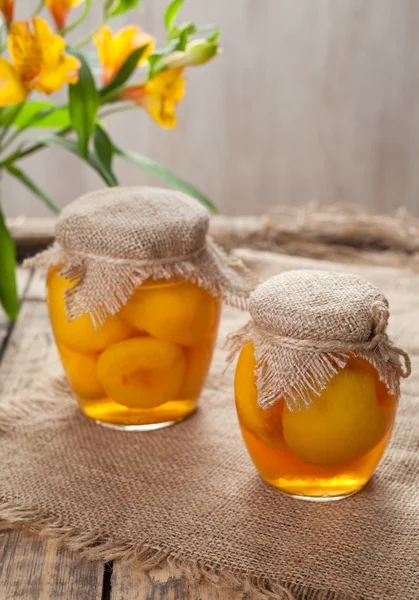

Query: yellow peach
47,267,136,353
180,340,215,399
121,280,216,346
346,355,393,405
57,342,105,400
96,337,186,409
235,342,286,448
282,368,386,466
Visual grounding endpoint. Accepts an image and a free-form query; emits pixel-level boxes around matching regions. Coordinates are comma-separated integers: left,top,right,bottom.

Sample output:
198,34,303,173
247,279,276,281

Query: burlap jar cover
25,186,255,324
227,270,411,410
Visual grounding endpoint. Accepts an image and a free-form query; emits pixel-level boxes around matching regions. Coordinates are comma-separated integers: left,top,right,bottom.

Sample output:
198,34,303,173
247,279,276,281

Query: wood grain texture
111,563,244,600
4,0,419,218
0,532,103,600
0,270,30,345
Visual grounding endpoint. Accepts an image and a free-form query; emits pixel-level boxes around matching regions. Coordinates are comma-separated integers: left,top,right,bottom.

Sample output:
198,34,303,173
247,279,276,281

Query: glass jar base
77,396,197,430
93,414,192,431
274,485,365,502
262,473,368,501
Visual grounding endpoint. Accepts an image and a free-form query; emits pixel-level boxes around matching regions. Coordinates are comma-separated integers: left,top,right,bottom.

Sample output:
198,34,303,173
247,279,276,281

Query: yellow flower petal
145,95,178,127
7,17,80,96
0,57,27,106
93,25,112,77
46,0,83,30
122,68,185,128
145,68,185,102
34,53,81,94
94,25,154,84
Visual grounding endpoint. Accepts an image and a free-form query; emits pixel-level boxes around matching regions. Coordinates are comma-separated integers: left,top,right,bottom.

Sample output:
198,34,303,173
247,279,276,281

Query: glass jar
28,187,252,430
47,266,221,430
228,270,410,501
235,343,398,500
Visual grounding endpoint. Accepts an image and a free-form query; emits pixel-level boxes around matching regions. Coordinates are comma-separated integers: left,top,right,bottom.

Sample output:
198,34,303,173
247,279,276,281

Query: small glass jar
27,186,252,430
235,343,398,500
47,267,221,430
229,270,410,501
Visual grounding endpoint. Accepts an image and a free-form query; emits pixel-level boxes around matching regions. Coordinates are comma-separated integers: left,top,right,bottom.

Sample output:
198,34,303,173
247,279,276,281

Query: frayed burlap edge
24,237,257,327
227,301,411,411
0,379,357,600
0,510,352,600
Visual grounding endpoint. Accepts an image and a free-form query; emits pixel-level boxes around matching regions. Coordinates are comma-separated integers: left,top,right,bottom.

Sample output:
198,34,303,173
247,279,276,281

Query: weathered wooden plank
25,269,46,301
0,269,32,379
8,209,419,268
7,218,55,248
111,563,244,600
0,269,31,334
0,532,103,600
0,296,57,399
0,287,104,600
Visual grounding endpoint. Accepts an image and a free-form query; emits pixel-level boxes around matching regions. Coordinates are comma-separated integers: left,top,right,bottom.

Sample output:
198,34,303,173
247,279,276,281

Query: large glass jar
28,187,252,430
47,266,221,430
235,343,398,500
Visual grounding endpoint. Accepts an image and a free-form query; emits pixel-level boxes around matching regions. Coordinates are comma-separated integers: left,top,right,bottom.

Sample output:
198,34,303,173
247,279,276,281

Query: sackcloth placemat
1,251,418,600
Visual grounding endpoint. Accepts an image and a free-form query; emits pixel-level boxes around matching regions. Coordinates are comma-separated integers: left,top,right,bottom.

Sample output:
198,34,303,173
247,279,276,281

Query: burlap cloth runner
1,251,418,600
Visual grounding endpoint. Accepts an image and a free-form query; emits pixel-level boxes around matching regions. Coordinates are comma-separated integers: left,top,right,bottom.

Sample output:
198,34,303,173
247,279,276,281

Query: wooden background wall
3,0,419,217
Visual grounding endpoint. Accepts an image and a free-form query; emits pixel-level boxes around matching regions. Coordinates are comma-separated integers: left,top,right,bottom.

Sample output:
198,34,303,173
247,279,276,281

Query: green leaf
5,164,60,213
100,45,149,100
28,107,71,129
0,102,71,130
177,26,190,51
68,49,99,158
148,42,179,77
34,134,118,187
94,125,117,183
0,103,25,144
105,0,141,18
0,209,19,320
165,0,184,31
114,145,217,212
167,22,196,51
0,106,19,126
208,29,221,43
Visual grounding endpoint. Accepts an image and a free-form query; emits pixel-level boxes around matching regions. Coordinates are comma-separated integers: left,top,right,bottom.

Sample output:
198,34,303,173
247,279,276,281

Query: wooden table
0,270,240,600
2,213,417,600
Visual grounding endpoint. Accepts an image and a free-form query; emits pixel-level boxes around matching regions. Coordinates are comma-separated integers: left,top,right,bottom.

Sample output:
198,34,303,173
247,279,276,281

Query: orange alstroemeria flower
121,68,185,128
0,0,14,25
94,25,154,85
46,0,83,31
0,17,80,106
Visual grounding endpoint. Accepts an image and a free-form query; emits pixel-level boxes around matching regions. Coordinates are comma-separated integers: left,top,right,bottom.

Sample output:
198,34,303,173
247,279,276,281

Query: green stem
195,24,219,34
0,105,67,154
0,126,71,166
62,0,95,36
99,104,138,119
73,18,106,49
1,129,24,155
32,0,46,17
